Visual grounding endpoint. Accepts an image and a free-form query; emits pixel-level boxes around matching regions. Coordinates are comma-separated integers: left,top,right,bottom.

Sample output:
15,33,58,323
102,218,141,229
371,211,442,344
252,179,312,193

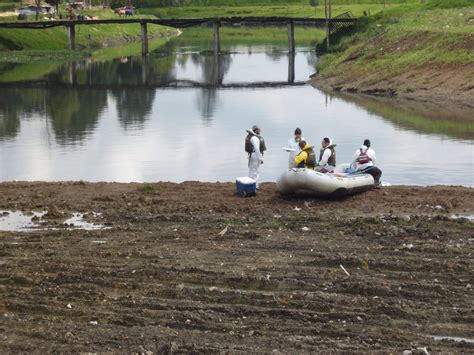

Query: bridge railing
0,16,357,54
329,11,356,33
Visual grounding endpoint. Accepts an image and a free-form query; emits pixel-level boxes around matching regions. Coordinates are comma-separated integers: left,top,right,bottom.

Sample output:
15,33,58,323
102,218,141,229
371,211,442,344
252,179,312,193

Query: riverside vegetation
0,1,441,60
313,0,474,105
0,7,176,62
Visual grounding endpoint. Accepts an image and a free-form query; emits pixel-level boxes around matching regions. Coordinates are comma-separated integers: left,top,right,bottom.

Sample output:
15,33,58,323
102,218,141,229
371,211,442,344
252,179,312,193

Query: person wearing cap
287,128,304,168
350,139,382,184
246,125,266,187
316,137,336,173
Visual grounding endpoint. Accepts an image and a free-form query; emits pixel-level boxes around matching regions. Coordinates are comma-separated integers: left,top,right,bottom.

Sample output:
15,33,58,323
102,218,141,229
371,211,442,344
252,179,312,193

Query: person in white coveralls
287,128,304,168
245,125,266,188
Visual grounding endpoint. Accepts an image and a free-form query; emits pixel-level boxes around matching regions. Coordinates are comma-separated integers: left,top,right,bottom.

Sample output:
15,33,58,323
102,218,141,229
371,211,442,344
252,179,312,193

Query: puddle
431,335,474,344
0,211,46,232
63,213,108,231
0,210,108,232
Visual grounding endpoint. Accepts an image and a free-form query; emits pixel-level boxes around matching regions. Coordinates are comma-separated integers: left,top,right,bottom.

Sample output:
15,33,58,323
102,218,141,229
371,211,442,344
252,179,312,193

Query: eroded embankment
0,182,473,352
313,5,474,108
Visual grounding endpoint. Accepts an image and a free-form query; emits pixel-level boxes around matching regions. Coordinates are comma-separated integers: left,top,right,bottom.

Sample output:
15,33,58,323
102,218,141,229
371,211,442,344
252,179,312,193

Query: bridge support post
211,52,221,86
213,20,220,54
141,21,149,56
68,61,77,85
67,24,75,50
141,55,150,85
287,21,295,53
288,52,295,83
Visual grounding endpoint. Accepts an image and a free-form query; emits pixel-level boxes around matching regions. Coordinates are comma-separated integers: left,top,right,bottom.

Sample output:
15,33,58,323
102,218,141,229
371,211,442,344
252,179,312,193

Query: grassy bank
140,4,391,18
0,8,174,53
314,0,474,104
158,26,325,51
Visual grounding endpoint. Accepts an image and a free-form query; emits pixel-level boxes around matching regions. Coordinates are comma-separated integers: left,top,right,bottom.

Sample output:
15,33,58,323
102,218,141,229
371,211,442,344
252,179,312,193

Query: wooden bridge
0,15,356,55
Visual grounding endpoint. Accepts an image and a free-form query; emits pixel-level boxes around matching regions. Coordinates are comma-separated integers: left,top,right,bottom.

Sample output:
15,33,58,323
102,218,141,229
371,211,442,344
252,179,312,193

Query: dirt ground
312,63,474,110
0,182,473,353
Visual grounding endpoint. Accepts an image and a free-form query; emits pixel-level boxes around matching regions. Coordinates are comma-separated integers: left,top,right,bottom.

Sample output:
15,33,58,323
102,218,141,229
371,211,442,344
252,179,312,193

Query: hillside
313,0,474,106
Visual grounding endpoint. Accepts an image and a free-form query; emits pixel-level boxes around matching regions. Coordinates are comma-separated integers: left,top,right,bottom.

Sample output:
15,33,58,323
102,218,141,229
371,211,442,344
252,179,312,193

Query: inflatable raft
276,165,375,197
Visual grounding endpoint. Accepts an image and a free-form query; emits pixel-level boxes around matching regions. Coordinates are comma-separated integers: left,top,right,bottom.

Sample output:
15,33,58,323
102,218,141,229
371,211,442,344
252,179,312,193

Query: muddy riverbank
312,3,474,110
312,62,474,110
0,182,473,352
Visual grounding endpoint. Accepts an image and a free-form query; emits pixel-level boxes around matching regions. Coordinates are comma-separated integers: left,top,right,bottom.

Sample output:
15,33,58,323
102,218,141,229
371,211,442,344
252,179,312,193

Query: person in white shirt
316,137,336,173
287,128,304,168
245,125,266,187
350,139,382,184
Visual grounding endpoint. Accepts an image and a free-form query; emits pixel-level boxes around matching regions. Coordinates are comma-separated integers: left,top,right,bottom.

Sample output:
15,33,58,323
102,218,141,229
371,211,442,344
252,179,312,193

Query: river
0,27,473,186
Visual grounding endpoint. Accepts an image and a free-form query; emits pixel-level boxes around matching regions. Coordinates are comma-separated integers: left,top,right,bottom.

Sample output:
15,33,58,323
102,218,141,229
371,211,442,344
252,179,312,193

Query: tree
35,0,41,21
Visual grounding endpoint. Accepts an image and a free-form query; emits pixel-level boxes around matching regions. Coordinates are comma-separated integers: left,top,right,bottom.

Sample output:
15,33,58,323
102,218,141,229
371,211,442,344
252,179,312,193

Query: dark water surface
0,30,473,186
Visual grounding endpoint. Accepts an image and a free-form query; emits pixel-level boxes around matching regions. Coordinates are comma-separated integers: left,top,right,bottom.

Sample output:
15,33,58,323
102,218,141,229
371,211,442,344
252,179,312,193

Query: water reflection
0,29,472,185
0,42,301,138
0,87,106,144
328,91,474,140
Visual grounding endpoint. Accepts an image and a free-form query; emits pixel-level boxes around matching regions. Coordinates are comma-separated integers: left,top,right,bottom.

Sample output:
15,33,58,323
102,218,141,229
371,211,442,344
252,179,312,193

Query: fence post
287,21,295,53
141,21,148,56
67,23,75,50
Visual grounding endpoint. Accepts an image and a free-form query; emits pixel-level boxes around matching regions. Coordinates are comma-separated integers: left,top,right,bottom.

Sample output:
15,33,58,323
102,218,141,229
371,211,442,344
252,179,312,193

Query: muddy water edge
0,182,473,352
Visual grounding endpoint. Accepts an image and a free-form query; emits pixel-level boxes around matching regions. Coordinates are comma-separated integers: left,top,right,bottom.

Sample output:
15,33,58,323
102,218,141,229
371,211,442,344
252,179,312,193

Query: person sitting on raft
350,139,382,185
294,140,316,169
316,137,336,173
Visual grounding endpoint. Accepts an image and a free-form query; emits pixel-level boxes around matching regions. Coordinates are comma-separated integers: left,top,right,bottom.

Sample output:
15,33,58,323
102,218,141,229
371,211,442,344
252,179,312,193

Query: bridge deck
0,17,356,29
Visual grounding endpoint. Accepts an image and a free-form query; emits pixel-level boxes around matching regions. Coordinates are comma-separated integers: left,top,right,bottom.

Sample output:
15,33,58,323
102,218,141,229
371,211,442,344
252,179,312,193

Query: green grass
91,34,173,60
160,26,325,50
134,0,424,7
0,8,174,51
0,60,62,82
0,49,88,62
139,4,396,18
0,34,174,83
140,184,154,193
0,2,17,11
316,1,474,84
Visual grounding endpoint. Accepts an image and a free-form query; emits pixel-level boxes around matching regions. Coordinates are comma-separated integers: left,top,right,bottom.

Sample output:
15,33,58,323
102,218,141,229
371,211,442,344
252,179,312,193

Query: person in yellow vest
294,140,316,169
